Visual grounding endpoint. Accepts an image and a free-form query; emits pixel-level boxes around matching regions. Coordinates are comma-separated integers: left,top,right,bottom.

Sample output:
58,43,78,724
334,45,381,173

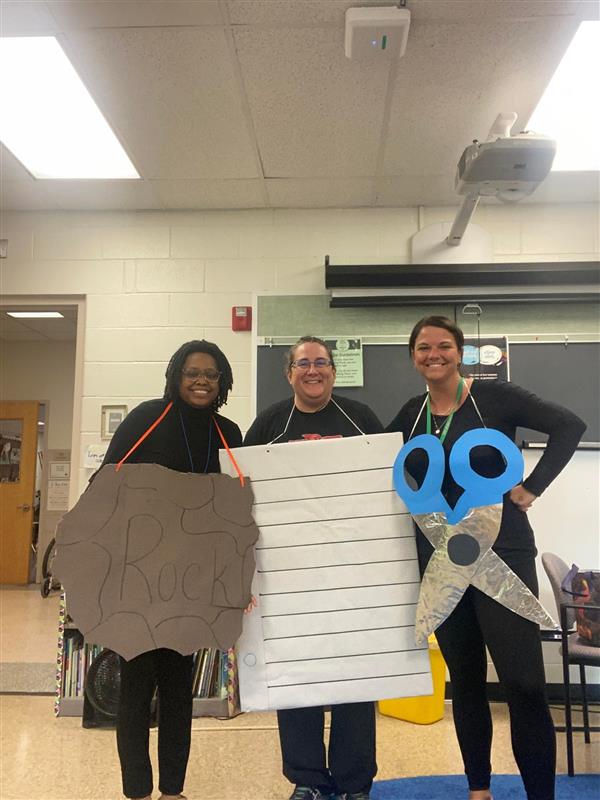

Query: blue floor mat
371,773,599,799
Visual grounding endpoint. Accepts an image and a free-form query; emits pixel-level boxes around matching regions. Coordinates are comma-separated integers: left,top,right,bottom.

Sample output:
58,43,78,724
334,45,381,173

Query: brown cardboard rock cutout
53,464,258,660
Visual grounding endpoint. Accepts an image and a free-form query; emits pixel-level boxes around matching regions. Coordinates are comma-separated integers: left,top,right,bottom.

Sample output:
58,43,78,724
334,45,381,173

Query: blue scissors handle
393,429,524,524
393,434,450,516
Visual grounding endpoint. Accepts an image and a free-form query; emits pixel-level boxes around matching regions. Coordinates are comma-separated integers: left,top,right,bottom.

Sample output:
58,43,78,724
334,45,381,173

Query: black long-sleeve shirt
386,379,586,560
101,398,242,474
244,394,383,446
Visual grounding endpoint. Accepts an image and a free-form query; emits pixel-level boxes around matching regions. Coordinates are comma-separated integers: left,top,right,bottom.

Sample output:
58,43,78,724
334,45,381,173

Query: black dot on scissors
447,533,480,566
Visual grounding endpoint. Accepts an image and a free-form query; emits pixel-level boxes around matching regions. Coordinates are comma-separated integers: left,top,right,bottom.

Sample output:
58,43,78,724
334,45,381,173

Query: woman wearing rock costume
100,340,242,800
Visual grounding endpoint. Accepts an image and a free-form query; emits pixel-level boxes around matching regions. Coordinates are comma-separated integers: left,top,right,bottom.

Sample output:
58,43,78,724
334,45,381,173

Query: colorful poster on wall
324,337,363,387
463,336,509,381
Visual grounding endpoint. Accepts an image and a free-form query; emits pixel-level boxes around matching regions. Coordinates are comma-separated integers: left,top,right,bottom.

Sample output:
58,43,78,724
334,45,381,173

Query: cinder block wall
1,204,598,498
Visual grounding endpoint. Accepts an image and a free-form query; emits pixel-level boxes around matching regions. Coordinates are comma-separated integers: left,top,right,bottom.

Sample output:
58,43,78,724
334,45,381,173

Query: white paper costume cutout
393,429,556,644
220,433,433,711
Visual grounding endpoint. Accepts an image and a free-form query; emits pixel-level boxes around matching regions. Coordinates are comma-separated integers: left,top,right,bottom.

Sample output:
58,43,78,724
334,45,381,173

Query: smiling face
412,326,462,385
178,351,220,409
287,341,336,411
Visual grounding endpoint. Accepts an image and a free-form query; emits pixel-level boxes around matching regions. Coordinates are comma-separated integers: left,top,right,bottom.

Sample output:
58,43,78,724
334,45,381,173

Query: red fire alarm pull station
232,306,252,331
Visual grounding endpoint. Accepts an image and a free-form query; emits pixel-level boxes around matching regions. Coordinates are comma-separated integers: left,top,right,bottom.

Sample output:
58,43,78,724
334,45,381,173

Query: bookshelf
55,595,240,719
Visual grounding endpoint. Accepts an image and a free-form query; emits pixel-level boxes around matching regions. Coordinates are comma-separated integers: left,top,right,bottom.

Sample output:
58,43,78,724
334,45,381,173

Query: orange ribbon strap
115,401,173,472
212,415,245,487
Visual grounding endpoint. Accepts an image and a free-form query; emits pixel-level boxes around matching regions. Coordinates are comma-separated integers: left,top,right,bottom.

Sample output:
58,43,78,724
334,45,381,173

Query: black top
244,394,384,446
386,380,586,561
101,398,242,474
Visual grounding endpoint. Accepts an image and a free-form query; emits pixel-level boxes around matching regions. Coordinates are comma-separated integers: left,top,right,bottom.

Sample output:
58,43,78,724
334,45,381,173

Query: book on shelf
192,648,230,700
56,595,240,717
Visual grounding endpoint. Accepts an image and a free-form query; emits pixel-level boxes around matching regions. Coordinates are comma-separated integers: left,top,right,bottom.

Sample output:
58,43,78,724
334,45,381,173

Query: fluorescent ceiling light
7,311,65,318
0,37,139,179
527,21,600,172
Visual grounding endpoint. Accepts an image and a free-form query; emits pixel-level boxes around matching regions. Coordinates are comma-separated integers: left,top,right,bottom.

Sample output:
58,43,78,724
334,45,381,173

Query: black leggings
434,557,556,799
117,648,194,799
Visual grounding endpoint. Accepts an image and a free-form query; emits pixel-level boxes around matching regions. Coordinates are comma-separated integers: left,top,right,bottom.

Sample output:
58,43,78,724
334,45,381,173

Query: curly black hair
163,340,234,410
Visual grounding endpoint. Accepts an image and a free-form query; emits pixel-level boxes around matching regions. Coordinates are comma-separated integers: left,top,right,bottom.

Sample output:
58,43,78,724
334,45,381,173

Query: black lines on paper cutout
254,489,395,506
265,647,427,665
257,558,417,574
259,511,409,528
256,534,413,551
260,581,421,596
264,624,412,641
262,602,418,619
251,466,392,484
92,541,113,622
267,670,431,689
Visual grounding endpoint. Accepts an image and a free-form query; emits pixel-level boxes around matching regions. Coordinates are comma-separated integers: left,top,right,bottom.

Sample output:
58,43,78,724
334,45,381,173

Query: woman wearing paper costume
98,340,243,800
387,316,585,800
245,336,383,800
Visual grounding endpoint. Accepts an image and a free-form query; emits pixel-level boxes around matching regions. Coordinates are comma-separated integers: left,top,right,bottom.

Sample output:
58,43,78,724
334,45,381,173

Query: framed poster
101,405,127,440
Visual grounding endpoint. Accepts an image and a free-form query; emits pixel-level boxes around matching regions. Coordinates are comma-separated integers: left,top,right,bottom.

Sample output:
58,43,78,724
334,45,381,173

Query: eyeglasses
181,368,221,382
290,358,333,370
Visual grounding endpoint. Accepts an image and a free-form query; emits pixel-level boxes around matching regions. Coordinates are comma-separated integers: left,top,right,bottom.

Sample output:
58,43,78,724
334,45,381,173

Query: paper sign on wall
220,433,432,711
84,443,108,469
47,479,70,511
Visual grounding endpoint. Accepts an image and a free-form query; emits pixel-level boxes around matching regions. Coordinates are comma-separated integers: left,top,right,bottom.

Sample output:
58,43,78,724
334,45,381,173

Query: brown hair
408,316,465,358
284,336,336,375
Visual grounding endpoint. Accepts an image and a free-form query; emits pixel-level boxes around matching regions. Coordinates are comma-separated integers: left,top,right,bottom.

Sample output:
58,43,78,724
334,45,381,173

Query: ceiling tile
266,178,375,208
383,17,580,178
0,181,61,211
375,176,457,207
0,0,597,212
234,26,389,177
151,179,266,209
402,0,588,22
521,172,600,204
0,145,34,181
45,179,163,211
47,1,224,30
226,0,592,26
0,1,60,35
227,0,382,26
60,27,260,180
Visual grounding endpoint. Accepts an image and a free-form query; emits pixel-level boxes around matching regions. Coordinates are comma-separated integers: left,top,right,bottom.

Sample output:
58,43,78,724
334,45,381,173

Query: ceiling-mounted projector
456,132,557,199
446,112,556,245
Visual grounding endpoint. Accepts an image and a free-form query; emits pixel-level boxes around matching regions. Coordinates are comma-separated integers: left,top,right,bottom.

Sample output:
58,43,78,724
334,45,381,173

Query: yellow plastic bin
378,635,446,724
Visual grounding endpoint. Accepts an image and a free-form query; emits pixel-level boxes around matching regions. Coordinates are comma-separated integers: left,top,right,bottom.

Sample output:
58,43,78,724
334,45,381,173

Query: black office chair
541,552,600,776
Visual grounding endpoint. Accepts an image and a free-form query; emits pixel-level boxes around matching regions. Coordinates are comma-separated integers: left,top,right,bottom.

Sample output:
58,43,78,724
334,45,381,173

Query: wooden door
0,401,38,584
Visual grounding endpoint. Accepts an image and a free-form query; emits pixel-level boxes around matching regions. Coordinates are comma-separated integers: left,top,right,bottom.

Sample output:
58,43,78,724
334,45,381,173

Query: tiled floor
0,586,598,800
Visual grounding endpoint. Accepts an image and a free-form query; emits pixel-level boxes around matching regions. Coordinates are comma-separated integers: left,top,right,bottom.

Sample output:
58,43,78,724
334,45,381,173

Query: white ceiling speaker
344,6,411,60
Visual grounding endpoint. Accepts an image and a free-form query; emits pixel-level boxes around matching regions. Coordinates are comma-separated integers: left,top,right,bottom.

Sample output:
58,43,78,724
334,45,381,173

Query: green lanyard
426,377,464,443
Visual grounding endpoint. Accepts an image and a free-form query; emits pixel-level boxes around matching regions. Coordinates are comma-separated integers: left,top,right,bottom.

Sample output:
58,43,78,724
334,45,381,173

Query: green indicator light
382,35,387,50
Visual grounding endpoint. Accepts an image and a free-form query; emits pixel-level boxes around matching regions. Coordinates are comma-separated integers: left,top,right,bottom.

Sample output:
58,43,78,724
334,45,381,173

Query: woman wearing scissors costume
244,336,383,800
100,340,242,800
386,316,585,800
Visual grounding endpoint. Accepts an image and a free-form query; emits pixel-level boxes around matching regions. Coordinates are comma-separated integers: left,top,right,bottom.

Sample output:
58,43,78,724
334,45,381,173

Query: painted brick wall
1,204,598,498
